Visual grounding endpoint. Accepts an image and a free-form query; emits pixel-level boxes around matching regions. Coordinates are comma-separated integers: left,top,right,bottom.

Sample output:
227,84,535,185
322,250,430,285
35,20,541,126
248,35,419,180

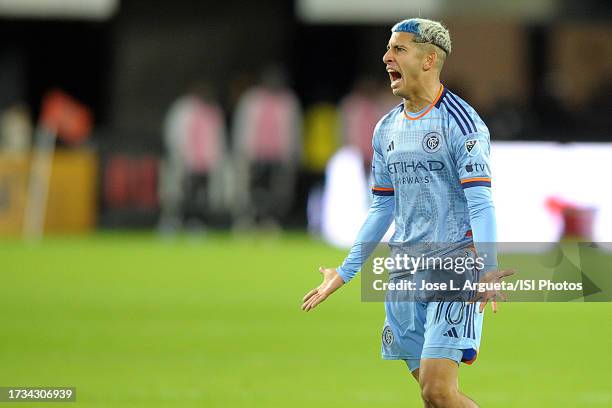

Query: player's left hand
301,267,344,312
469,269,515,313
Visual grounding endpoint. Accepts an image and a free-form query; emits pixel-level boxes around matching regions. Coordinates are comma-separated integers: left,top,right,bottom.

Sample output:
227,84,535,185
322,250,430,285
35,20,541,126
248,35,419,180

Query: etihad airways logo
387,160,445,174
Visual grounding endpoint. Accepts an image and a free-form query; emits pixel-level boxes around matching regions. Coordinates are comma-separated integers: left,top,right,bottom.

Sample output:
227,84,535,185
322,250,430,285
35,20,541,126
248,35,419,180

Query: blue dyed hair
391,18,452,55
392,19,421,36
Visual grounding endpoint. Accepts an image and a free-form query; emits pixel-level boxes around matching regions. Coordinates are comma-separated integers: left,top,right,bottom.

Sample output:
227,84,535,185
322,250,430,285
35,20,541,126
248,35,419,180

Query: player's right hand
301,267,344,312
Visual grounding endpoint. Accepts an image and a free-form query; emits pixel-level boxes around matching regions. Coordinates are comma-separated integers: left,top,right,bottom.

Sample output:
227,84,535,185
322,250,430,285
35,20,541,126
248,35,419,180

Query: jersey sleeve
450,120,492,189
371,129,394,197
336,130,395,283
449,117,498,271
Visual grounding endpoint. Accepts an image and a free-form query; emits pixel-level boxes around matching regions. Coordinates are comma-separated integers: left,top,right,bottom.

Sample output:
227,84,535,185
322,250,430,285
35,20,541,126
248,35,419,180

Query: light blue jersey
337,86,497,282
374,86,489,243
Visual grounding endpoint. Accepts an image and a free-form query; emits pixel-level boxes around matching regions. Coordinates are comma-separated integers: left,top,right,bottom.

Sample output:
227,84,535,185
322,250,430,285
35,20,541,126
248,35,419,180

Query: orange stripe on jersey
460,177,491,184
403,85,445,121
372,186,394,196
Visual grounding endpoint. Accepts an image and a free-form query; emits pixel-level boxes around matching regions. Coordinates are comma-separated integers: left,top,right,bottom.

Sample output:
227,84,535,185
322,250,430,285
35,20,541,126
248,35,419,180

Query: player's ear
423,51,436,71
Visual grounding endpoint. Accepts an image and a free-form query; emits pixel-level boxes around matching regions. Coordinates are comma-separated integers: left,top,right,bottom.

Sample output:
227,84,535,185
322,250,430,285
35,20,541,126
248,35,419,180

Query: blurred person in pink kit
159,81,228,232
231,65,302,229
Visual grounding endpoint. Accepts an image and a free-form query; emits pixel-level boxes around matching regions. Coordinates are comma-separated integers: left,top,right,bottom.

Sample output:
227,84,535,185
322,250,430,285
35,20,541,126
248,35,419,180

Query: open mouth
387,69,402,88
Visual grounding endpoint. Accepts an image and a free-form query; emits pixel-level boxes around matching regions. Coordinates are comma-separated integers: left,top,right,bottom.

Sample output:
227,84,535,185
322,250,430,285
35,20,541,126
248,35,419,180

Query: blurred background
1,1,612,407
0,0,611,240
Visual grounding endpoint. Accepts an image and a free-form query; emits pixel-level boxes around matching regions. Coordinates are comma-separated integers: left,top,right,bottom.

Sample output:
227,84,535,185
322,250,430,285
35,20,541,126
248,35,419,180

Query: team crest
422,132,442,153
465,139,480,156
382,326,394,346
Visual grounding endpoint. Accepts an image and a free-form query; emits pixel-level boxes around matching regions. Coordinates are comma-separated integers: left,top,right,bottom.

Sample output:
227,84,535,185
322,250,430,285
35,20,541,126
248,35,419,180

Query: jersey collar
402,84,445,121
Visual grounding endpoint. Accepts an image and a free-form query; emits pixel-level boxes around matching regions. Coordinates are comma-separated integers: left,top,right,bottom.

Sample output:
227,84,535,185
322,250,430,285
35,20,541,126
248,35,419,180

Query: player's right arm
302,130,395,311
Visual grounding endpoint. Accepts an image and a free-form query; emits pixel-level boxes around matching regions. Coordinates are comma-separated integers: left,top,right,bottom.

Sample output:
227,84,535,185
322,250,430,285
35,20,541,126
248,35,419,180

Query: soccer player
302,18,514,408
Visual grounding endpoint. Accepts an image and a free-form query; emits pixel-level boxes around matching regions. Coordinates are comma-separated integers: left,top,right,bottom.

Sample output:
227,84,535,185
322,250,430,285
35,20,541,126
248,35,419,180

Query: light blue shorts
381,299,483,372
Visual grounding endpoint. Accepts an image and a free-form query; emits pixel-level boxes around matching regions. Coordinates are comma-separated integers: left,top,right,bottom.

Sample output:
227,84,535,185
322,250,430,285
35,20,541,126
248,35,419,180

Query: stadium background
0,0,611,406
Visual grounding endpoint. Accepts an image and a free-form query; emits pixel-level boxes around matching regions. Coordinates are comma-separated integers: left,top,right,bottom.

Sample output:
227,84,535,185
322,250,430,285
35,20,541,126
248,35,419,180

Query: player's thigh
419,358,459,395
411,368,420,383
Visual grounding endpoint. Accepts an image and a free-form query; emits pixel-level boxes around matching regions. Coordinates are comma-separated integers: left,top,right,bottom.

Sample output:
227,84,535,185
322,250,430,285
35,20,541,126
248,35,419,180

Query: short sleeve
371,130,394,196
449,120,492,190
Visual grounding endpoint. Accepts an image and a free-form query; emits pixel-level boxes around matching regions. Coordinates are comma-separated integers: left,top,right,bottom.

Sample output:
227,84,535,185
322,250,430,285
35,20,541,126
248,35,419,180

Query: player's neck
402,78,442,113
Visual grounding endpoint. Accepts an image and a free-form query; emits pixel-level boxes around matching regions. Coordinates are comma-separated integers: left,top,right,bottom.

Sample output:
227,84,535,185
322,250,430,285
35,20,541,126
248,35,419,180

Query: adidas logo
387,141,395,152
442,327,459,338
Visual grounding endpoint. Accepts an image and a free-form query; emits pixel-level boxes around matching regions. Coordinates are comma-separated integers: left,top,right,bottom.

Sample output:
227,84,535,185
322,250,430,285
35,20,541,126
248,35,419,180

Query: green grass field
1,232,611,407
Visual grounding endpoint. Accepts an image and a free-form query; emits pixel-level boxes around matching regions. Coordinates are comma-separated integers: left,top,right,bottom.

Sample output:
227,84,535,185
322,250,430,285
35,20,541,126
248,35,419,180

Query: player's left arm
450,117,514,311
